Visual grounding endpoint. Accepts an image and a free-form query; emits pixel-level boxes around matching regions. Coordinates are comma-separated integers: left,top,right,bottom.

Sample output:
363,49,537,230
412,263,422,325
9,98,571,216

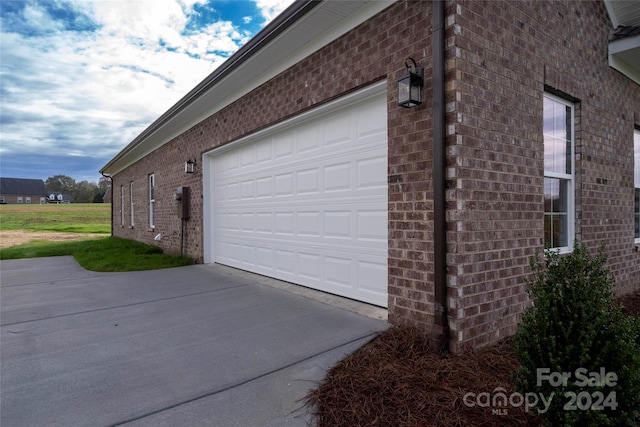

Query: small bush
513,243,640,426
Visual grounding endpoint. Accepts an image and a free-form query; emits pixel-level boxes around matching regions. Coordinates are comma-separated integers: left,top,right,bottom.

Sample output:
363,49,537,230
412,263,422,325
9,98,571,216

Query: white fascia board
102,0,395,176
604,0,620,28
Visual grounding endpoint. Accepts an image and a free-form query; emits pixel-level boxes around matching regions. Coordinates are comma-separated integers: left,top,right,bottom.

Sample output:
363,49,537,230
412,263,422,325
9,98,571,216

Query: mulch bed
303,291,640,427
620,290,640,316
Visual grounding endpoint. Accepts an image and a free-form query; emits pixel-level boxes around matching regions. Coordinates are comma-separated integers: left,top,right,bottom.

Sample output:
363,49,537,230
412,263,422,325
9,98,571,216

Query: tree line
45,175,111,203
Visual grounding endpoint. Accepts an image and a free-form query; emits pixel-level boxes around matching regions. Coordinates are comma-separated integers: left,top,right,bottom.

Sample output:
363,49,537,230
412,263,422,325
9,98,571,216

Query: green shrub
513,243,640,426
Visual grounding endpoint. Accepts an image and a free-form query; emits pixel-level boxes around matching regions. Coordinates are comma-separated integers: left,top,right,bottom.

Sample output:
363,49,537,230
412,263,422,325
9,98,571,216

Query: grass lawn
0,203,111,234
0,236,194,271
0,203,193,271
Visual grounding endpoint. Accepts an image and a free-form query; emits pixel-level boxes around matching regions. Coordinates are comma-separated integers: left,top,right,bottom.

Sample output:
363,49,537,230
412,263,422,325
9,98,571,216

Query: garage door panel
358,261,387,293
298,252,321,281
325,256,352,288
298,211,320,237
357,155,387,189
275,249,295,274
275,133,295,159
216,206,386,243
357,210,387,241
215,234,387,304
297,168,320,194
210,89,387,307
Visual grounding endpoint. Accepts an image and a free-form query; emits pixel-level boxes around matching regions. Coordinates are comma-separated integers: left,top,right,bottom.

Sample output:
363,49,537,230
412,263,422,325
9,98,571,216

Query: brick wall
111,0,640,352
446,0,640,351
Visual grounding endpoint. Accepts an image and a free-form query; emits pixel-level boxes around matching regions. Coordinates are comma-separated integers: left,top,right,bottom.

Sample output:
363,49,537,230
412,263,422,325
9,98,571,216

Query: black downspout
431,0,449,354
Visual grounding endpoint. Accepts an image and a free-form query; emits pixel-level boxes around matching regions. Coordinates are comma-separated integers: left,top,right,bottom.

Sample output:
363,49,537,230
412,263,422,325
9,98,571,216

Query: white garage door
206,85,387,307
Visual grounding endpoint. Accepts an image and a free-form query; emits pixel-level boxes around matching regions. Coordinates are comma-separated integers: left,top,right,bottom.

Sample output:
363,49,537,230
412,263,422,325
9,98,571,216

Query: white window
149,174,155,228
17,196,23,204
40,197,46,204
634,128,640,243
120,185,125,226
129,181,135,227
543,93,575,252
0,196,5,203
26,197,31,204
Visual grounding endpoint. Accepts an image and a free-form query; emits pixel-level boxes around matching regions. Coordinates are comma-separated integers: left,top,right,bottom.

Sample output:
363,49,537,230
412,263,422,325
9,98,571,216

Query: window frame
634,128,640,244
17,196,23,204
129,181,135,227
543,92,575,253
148,174,155,229
120,185,125,227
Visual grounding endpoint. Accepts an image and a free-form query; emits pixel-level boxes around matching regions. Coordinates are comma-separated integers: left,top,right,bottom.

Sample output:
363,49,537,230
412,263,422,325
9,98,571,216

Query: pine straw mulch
303,291,640,427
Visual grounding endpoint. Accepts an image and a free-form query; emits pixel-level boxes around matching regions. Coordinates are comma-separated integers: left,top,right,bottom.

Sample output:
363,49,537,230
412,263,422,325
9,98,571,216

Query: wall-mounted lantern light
185,159,196,174
397,57,424,108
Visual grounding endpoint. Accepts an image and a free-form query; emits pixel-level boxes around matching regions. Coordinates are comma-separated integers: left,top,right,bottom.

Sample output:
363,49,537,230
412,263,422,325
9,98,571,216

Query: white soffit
604,0,640,85
101,0,395,176
604,0,640,28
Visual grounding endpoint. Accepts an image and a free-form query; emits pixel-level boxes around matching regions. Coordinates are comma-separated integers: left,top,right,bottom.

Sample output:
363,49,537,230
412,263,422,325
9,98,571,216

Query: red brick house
0,178,48,204
101,0,640,352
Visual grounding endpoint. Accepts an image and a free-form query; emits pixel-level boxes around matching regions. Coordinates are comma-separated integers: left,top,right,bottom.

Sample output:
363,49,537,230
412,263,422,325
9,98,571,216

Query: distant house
47,193,73,204
0,178,48,204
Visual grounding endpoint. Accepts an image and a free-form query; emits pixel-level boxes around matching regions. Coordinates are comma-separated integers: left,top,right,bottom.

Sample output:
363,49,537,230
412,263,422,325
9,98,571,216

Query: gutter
100,0,321,175
431,0,449,354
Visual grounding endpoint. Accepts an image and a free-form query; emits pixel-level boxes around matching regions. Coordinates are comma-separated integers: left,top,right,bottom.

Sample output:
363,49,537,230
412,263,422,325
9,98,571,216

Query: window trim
120,185,125,227
543,92,575,253
634,128,640,244
148,174,155,229
129,181,135,227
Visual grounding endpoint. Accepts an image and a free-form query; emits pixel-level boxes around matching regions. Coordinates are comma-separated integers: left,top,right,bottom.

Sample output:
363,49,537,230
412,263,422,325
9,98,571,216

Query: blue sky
0,0,294,184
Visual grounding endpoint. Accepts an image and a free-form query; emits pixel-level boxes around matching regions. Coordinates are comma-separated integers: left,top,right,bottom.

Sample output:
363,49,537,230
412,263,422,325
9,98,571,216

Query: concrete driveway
0,257,388,427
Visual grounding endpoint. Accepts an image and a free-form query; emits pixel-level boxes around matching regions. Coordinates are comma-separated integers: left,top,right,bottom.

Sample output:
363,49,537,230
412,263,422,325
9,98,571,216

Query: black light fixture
397,57,424,108
185,159,196,174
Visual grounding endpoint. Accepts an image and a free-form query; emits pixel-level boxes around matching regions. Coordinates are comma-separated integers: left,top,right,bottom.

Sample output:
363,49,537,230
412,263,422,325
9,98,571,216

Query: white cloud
1,0,240,158
254,0,295,22
22,3,64,32
0,0,293,181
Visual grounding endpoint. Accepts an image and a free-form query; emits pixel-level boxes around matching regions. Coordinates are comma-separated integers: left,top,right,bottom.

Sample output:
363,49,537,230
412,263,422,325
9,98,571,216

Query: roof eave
609,34,640,85
604,0,640,28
